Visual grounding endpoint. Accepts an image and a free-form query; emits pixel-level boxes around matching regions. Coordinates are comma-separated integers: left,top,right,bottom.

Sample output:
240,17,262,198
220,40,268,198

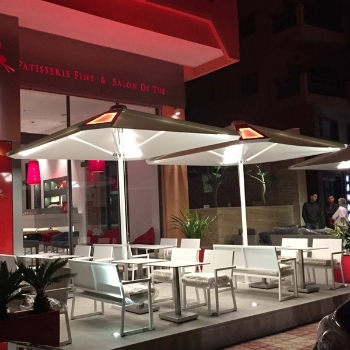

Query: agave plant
17,258,76,314
0,261,24,321
168,208,218,239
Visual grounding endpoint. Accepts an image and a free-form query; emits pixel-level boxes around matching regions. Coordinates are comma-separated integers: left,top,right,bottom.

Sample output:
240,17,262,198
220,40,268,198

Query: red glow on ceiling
86,112,117,125
239,127,265,140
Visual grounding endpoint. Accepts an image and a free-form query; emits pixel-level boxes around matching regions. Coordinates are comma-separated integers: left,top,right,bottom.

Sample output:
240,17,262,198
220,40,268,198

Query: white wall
127,160,160,243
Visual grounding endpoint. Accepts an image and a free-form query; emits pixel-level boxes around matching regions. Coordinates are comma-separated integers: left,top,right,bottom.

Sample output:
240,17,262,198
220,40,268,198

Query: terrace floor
60,273,349,350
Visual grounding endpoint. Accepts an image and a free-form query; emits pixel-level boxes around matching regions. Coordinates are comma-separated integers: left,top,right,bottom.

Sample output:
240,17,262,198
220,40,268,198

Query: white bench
68,260,155,336
214,245,298,301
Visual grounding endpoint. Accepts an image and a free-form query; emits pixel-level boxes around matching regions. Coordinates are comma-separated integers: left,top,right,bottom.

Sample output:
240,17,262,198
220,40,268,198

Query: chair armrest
279,258,296,264
94,258,113,262
73,256,92,261
122,278,151,285
46,287,70,294
214,266,236,272
131,254,149,259
331,251,344,260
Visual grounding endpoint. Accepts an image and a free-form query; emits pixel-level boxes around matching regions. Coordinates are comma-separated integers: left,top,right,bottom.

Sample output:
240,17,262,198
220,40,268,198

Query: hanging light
88,160,106,173
27,160,41,185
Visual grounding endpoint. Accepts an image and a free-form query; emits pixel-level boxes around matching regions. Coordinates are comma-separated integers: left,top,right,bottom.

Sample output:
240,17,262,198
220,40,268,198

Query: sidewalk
224,322,318,349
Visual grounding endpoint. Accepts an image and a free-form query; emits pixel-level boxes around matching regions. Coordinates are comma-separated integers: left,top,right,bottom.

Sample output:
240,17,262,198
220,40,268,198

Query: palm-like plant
0,261,24,321
17,259,76,314
168,208,218,239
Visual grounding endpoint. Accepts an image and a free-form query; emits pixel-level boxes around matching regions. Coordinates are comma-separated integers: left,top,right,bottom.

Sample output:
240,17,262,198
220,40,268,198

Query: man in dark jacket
302,193,321,229
325,194,338,229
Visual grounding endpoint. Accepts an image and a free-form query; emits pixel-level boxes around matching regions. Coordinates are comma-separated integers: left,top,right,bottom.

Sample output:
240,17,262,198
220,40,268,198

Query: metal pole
238,161,248,246
66,96,74,254
118,156,128,260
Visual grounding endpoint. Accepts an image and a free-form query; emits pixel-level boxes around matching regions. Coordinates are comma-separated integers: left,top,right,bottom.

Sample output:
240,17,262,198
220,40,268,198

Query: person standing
302,193,321,229
325,194,338,229
332,198,348,227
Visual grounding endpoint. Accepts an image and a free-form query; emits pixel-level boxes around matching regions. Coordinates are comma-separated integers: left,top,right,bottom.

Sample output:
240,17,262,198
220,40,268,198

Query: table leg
288,250,319,293
159,267,199,323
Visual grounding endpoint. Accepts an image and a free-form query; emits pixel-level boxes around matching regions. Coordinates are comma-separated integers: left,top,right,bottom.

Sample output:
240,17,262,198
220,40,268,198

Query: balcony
271,3,346,45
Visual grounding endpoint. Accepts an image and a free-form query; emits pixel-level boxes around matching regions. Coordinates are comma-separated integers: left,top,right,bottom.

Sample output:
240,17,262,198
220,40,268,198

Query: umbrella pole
118,156,128,260
238,161,248,246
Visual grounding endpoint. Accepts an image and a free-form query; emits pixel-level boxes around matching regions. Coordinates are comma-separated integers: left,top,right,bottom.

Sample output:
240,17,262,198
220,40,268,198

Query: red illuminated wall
0,141,13,254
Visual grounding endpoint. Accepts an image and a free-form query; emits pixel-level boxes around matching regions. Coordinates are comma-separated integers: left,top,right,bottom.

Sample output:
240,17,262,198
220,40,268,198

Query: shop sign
19,29,185,107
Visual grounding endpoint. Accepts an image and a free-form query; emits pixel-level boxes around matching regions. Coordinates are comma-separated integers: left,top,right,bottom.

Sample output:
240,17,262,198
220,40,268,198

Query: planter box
334,255,350,283
0,309,60,347
196,206,295,245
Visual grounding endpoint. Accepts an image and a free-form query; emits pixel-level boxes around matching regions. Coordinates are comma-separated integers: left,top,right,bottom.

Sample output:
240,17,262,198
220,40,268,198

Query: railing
308,75,346,98
272,6,297,34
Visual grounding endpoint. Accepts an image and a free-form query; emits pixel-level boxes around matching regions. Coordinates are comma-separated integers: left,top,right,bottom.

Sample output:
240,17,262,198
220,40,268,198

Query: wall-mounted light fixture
27,160,41,185
174,108,181,116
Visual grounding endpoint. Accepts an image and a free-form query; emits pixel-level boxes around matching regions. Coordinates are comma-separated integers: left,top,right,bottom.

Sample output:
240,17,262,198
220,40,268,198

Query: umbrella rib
137,131,165,149
245,143,277,163
69,135,114,156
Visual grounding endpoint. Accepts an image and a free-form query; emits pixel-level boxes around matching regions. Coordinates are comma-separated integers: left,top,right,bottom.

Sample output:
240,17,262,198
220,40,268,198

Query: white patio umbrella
289,145,350,171
7,105,240,258
147,121,345,245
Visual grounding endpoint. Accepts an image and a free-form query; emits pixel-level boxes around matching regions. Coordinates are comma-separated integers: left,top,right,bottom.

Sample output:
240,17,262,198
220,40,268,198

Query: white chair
303,238,345,289
158,238,178,259
74,244,91,258
127,243,150,280
182,249,237,316
152,248,198,303
213,245,245,288
75,245,113,262
45,267,73,346
180,238,200,249
0,254,17,271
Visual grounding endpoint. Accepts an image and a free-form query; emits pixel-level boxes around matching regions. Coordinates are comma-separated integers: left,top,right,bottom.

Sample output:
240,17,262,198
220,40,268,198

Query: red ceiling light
88,160,106,173
27,160,41,185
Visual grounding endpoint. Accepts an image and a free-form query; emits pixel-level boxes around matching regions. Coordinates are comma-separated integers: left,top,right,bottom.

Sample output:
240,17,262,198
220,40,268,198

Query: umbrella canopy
289,145,350,171
8,105,240,258
147,121,345,245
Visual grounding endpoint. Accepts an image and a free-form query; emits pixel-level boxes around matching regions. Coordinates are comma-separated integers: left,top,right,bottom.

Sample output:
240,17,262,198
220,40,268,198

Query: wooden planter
0,309,60,347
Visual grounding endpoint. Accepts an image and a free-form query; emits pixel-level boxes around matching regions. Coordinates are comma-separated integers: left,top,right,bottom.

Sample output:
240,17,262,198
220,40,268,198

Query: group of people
302,193,349,229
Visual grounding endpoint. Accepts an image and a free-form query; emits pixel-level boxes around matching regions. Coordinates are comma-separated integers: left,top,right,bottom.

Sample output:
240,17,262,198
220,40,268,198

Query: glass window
320,118,338,141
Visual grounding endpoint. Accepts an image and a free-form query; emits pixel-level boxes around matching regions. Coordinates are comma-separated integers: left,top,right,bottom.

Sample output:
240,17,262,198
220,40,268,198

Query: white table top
19,253,81,259
112,258,166,264
278,247,327,251
130,244,177,250
145,260,208,268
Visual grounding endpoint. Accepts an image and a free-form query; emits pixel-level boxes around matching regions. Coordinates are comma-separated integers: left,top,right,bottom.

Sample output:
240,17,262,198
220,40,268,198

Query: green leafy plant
325,220,350,250
0,261,24,321
168,208,219,239
17,258,75,314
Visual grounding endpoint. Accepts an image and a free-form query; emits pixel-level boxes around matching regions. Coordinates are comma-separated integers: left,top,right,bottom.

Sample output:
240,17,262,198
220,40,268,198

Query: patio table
146,260,208,323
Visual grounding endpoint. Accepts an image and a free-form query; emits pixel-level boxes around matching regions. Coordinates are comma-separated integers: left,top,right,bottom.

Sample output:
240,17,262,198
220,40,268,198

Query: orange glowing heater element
86,112,117,125
239,127,265,140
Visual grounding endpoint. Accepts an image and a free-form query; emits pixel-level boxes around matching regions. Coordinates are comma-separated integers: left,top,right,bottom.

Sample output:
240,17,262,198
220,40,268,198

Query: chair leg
312,268,316,283
278,279,282,302
70,292,76,320
214,285,220,316
182,284,187,309
60,310,72,346
120,302,125,337
325,269,329,289
293,271,298,298
207,289,211,316
195,288,200,304
230,280,237,311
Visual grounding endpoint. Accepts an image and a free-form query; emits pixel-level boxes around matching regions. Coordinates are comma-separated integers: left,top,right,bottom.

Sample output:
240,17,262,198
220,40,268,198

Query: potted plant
17,258,75,313
326,221,350,284
0,258,75,347
0,261,24,321
168,207,218,241
325,221,350,252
